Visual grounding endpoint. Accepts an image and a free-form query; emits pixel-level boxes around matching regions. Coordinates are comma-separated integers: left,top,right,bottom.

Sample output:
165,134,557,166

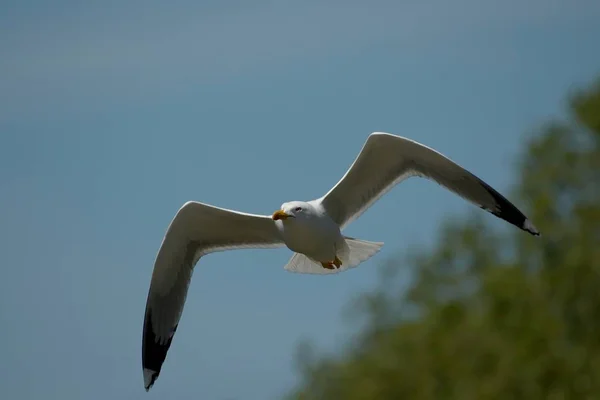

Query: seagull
141,132,539,390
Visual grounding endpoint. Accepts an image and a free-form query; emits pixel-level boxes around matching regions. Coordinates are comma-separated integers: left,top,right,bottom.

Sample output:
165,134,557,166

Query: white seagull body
141,132,539,390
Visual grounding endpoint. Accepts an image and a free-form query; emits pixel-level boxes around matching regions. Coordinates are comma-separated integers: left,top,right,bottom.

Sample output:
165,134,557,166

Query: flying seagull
141,132,539,390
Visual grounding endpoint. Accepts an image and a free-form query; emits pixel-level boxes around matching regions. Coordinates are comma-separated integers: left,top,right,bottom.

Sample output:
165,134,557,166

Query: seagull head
272,201,310,221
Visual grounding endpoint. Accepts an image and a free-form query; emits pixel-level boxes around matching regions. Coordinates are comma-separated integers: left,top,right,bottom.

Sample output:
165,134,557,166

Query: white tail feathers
283,253,334,274
283,237,384,275
339,236,384,268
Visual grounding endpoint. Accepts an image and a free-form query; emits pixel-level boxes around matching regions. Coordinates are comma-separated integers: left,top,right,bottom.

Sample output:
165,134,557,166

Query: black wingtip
142,308,178,391
522,218,541,237
477,179,541,237
144,368,158,392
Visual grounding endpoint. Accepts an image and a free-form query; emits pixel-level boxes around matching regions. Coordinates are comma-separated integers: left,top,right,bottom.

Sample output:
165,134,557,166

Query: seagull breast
275,208,341,260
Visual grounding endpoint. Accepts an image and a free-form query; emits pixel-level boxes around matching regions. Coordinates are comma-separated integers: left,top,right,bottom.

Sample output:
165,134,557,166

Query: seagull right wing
142,201,285,391
318,132,540,235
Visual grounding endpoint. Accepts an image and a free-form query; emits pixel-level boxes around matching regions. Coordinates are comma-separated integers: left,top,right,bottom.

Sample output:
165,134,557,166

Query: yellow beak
272,210,291,220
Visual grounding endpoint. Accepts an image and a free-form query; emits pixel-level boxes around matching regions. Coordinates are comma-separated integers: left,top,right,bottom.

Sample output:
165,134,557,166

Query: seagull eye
294,207,302,212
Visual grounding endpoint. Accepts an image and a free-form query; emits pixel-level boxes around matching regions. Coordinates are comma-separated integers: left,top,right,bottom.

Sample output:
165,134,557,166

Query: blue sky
1,0,600,399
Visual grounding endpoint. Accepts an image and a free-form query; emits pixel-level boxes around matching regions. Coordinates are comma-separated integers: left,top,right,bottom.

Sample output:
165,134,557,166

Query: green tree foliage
285,76,600,400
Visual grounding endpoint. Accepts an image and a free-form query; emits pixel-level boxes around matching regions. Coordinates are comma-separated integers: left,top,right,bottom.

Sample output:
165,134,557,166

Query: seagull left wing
142,201,284,391
318,132,539,235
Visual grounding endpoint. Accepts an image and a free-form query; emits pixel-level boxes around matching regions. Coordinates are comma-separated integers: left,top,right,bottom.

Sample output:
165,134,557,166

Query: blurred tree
284,76,600,400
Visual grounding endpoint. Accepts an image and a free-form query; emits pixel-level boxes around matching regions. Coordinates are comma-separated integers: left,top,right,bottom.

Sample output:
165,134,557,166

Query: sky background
1,0,600,399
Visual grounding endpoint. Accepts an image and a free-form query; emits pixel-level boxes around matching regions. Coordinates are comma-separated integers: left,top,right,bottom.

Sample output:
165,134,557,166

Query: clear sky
1,0,600,399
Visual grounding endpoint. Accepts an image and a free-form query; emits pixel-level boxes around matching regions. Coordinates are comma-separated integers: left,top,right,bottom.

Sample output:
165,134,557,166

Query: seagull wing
142,201,284,391
318,132,539,235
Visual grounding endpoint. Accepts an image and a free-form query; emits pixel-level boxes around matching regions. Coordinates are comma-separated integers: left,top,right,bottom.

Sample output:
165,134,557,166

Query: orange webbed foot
321,257,343,270
321,261,335,270
333,256,342,268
